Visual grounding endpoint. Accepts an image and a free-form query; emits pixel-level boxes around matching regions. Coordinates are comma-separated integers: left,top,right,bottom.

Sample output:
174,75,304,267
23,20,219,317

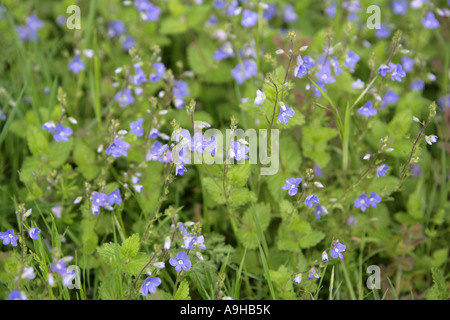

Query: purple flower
378,64,392,77
176,164,188,176
214,0,227,9
204,136,218,155
122,36,136,51
282,178,302,196
294,55,314,79
344,50,360,72
68,57,85,74
347,215,358,228
42,121,56,133
278,103,295,124
231,60,257,85
410,163,422,177
411,79,425,91
141,3,162,21
358,101,377,118
230,141,249,161
307,267,319,280
0,229,18,247
381,89,399,108
293,274,302,284
141,277,161,296
254,89,265,105
190,133,208,154
375,23,390,39
438,94,450,110
184,235,206,250
26,15,44,40
312,81,326,97
322,251,329,262
131,67,147,86
324,3,336,18
377,164,390,177
354,194,369,212
173,80,190,108
130,118,144,137
331,240,346,260
392,1,408,15
314,164,323,177
263,3,277,20
169,251,191,272
16,26,30,42
53,124,73,142
241,9,258,28
107,189,122,206
331,57,343,76
316,64,335,84
7,290,27,300
425,135,438,145
92,191,108,208
391,64,406,82
29,227,41,240
213,48,228,61
314,205,328,220
283,6,298,23
115,88,135,108
422,12,439,29
401,56,415,73
368,191,382,208
150,63,166,82
50,258,68,275
106,138,130,158
305,194,319,208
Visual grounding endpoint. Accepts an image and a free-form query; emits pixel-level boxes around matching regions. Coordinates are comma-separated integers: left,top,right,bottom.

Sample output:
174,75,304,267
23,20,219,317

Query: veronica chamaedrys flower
368,191,382,208
22,267,36,280
344,50,360,72
26,15,43,40
254,89,265,105
107,189,122,206
347,215,358,228
92,191,108,208
29,227,41,240
53,124,73,142
107,20,126,38
391,64,406,82
411,79,425,91
307,268,319,280
354,194,369,212
231,60,257,85
283,5,298,23
241,9,258,27
106,138,130,158
381,89,399,109
229,141,249,161
314,205,328,220
392,1,408,15
140,2,162,21
375,23,390,39
278,103,295,124
131,67,147,86
0,229,17,247
422,12,440,29
377,164,390,177
150,63,166,82
263,3,277,20
293,274,302,284
173,80,190,108
331,240,346,260
401,56,414,73
68,57,85,74
305,195,320,208
185,236,206,250
50,258,69,275
425,135,438,145
378,64,392,77
282,178,302,196
62,270,77,287
316,63,335,84
169,251,192,272
141,277,161,296
176,164,187,176
358,101,377,118
115,88,135,108
122,36,136,51
322,251,329,262
7,290,27,300
130,118,144,137
190,133,208,154
42,121,56,133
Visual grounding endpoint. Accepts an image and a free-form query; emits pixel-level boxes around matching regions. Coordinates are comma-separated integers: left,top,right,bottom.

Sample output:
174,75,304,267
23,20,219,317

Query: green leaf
159,18,188,35
99,273,120,300
47,138,73,168
227,164,251,187
27,126,49,155
426,268,448,300
120,233,140,259
97,242,120,263
187,42,214,75
174,280,191,300
123,253,149,275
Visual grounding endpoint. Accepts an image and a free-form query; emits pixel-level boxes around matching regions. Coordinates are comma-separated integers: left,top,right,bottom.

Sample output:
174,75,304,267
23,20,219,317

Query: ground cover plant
0,0,449,301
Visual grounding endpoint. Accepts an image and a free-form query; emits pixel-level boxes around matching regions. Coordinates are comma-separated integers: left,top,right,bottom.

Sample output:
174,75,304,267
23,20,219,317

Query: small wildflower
377,164,390,177
282,178,302,196
358,101,377,118
53,124,73,142
29,227,41,240
169,251,192,272
331,240,346,260
141,277,161,296
68,57,85,74
0,229,18,247
305,195,320,208
425,135,438,145
278,103,295,124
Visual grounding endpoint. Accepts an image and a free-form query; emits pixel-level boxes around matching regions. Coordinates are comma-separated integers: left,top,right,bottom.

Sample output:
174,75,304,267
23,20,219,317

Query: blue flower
294,55,314,79
106,138,130,158
130,118,144,137
377,164,390,177
29,227,41,240
263,3,277,20
26,15,44,39
314,205,328,220
50,258,68,275
241,9,258,28
331,240,346,260
107,189,122,206
7,290,27,300
391,64,406,82
68,57,85,74
282,178,302,196
322,251,329,262
176,164,188,176
173,80,190,108
141,277,161,296
149,63,166,83
425,135,438,145
411,79,425,91
214,0,227,9
107,20,126,38
278,103,295,124
392,1,408,15
293,274,302,284
42,121,56,133
184,235,206,250
53,124,73,142
283,6,298,23
0,229,18,247
231,60,257,85
312,80,326,97
401,56,414,73
307,267,319,280
305,194,319,208
324,3,336,18
316,64,335,84
254,89,265,106
122,36,136,51
16,26,30,42
358,101,377,118
381,89,399,108
115,88,135,108
368,191,382,208
141,3,162,21
378,64,392,77
92,191,108,208
375,23,390,39
354,194,370,212
344,50,360,72
132,67,147,86
169,251,191,272
422,12,439,29
230,141,249,161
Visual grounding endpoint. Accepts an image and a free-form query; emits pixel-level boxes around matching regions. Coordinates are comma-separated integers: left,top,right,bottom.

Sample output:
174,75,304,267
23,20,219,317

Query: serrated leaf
174,280,191,300
426,268,448,300
120,233,140,259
